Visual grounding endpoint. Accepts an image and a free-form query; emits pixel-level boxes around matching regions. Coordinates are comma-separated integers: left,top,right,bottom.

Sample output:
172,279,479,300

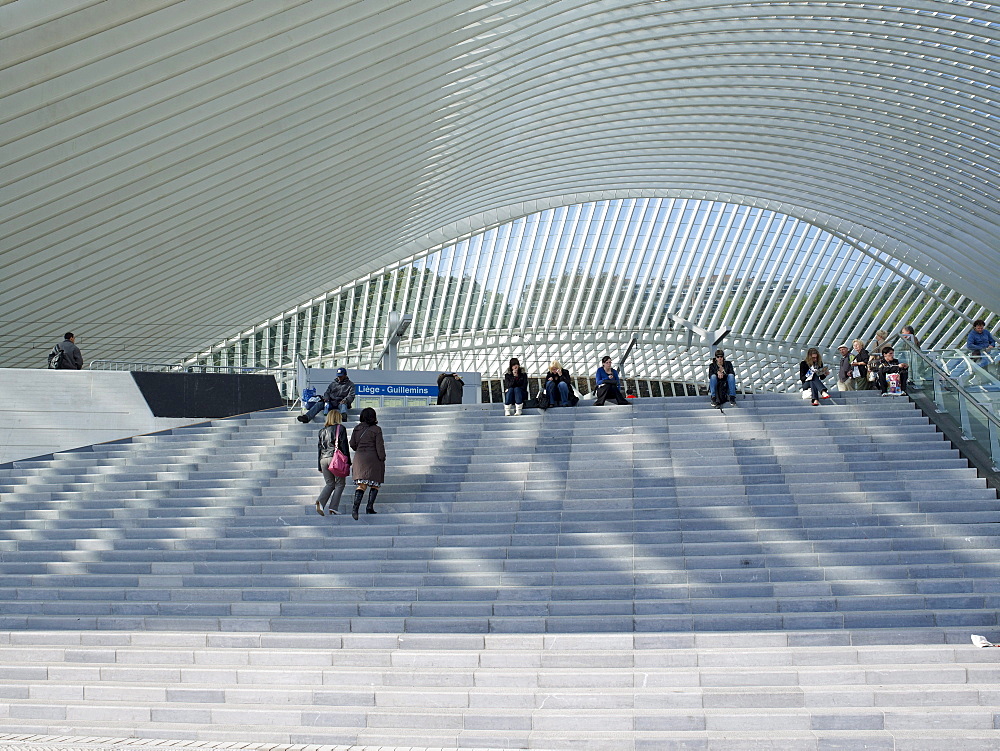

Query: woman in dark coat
799,347,831,406
502,357,528,416
544,360,576,407
315,410,351,516
349,407,386,519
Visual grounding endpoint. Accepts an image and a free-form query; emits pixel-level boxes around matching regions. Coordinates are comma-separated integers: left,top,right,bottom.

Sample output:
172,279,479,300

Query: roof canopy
1,0,998,367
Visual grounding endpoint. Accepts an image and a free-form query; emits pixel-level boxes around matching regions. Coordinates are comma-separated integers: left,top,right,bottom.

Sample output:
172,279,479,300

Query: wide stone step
1,393,997,746
0,630,996,746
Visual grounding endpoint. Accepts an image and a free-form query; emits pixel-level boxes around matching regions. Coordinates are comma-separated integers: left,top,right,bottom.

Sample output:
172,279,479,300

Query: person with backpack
315,410,351,516
48,332,83,370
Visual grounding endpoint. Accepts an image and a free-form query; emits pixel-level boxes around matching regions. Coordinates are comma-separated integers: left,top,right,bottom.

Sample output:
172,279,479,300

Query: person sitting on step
594,356,630,406
545,360,577,407
707,349,737,406
875,345,909,396
298,367,355,423
966,319,996,368
502,357,528,416
799,347,831,406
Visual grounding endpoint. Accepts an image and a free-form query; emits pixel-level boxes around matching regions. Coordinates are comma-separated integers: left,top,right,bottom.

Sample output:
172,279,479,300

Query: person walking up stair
314,410,351,516
349,407,386,519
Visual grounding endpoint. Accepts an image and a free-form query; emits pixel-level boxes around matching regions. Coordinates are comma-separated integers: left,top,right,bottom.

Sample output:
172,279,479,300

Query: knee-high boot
352,488,364,520
366,487,379,514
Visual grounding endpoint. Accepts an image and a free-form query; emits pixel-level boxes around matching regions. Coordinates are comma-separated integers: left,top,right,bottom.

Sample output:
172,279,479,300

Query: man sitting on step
298,368,356,422
707,349,738,406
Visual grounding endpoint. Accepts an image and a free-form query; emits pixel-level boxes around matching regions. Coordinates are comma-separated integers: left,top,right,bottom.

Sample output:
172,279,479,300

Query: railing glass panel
897,341,1000,470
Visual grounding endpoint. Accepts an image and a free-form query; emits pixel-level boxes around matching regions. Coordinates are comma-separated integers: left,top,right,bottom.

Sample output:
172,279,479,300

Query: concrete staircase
0,393,998,749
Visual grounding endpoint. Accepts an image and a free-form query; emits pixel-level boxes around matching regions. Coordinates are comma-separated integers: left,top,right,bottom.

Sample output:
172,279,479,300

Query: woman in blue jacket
594,356,629,405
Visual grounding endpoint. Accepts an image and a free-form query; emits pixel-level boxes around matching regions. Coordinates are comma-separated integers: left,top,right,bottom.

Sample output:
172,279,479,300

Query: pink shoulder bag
328,425,350,477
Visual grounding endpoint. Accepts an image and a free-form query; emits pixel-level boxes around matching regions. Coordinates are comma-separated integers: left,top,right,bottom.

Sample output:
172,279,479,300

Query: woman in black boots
349,407,386,519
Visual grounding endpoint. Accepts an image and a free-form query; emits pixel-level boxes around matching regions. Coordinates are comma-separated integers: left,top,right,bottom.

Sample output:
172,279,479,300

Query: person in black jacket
503,358,528,416
298,367,355,423
436,372,464,405
707,349,737,406
545,360,577,407
836,344,853,392
799,348,831,406
50,332,83,370
875,346,909,396
315,410,351,516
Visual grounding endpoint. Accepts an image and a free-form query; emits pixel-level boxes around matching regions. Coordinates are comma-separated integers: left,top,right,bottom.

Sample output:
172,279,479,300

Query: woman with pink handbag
315,410,351,515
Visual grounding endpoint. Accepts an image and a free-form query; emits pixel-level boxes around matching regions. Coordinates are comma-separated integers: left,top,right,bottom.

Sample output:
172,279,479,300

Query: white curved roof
1,0,998,367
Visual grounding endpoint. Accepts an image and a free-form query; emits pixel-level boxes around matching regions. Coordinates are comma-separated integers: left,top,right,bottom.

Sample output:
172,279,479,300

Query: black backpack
47,345,64,369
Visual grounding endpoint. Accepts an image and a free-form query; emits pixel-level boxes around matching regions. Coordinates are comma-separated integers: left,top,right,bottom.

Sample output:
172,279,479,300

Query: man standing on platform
298,367,355,423
48,332,83,370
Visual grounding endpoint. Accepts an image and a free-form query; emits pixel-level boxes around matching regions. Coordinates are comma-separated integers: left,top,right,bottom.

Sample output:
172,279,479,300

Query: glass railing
896,341,1000,470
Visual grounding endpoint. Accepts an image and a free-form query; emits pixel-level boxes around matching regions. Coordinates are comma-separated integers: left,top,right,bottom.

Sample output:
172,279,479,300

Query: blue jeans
546,381,570,406
710,373,736,401
805,376,825,401
305,400,348,421
504,387,525,405
968,348,994,369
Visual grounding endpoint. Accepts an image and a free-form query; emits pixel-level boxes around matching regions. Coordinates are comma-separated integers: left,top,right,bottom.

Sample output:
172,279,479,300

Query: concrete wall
0,369,198,464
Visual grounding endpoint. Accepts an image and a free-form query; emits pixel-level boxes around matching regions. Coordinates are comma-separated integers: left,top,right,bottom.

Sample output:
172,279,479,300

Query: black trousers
594,382,629,405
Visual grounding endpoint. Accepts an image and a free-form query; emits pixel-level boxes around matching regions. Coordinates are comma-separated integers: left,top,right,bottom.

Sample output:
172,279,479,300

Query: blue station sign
355,383,438,397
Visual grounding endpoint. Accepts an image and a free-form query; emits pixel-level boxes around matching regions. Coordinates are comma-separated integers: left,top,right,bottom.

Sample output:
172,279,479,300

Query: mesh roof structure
1,1,999,369
187,196,991,394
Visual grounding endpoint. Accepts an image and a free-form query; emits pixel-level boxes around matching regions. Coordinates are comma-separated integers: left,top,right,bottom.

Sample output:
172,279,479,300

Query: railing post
958,392,974,441
989,418,1000,472
932,368,947,414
